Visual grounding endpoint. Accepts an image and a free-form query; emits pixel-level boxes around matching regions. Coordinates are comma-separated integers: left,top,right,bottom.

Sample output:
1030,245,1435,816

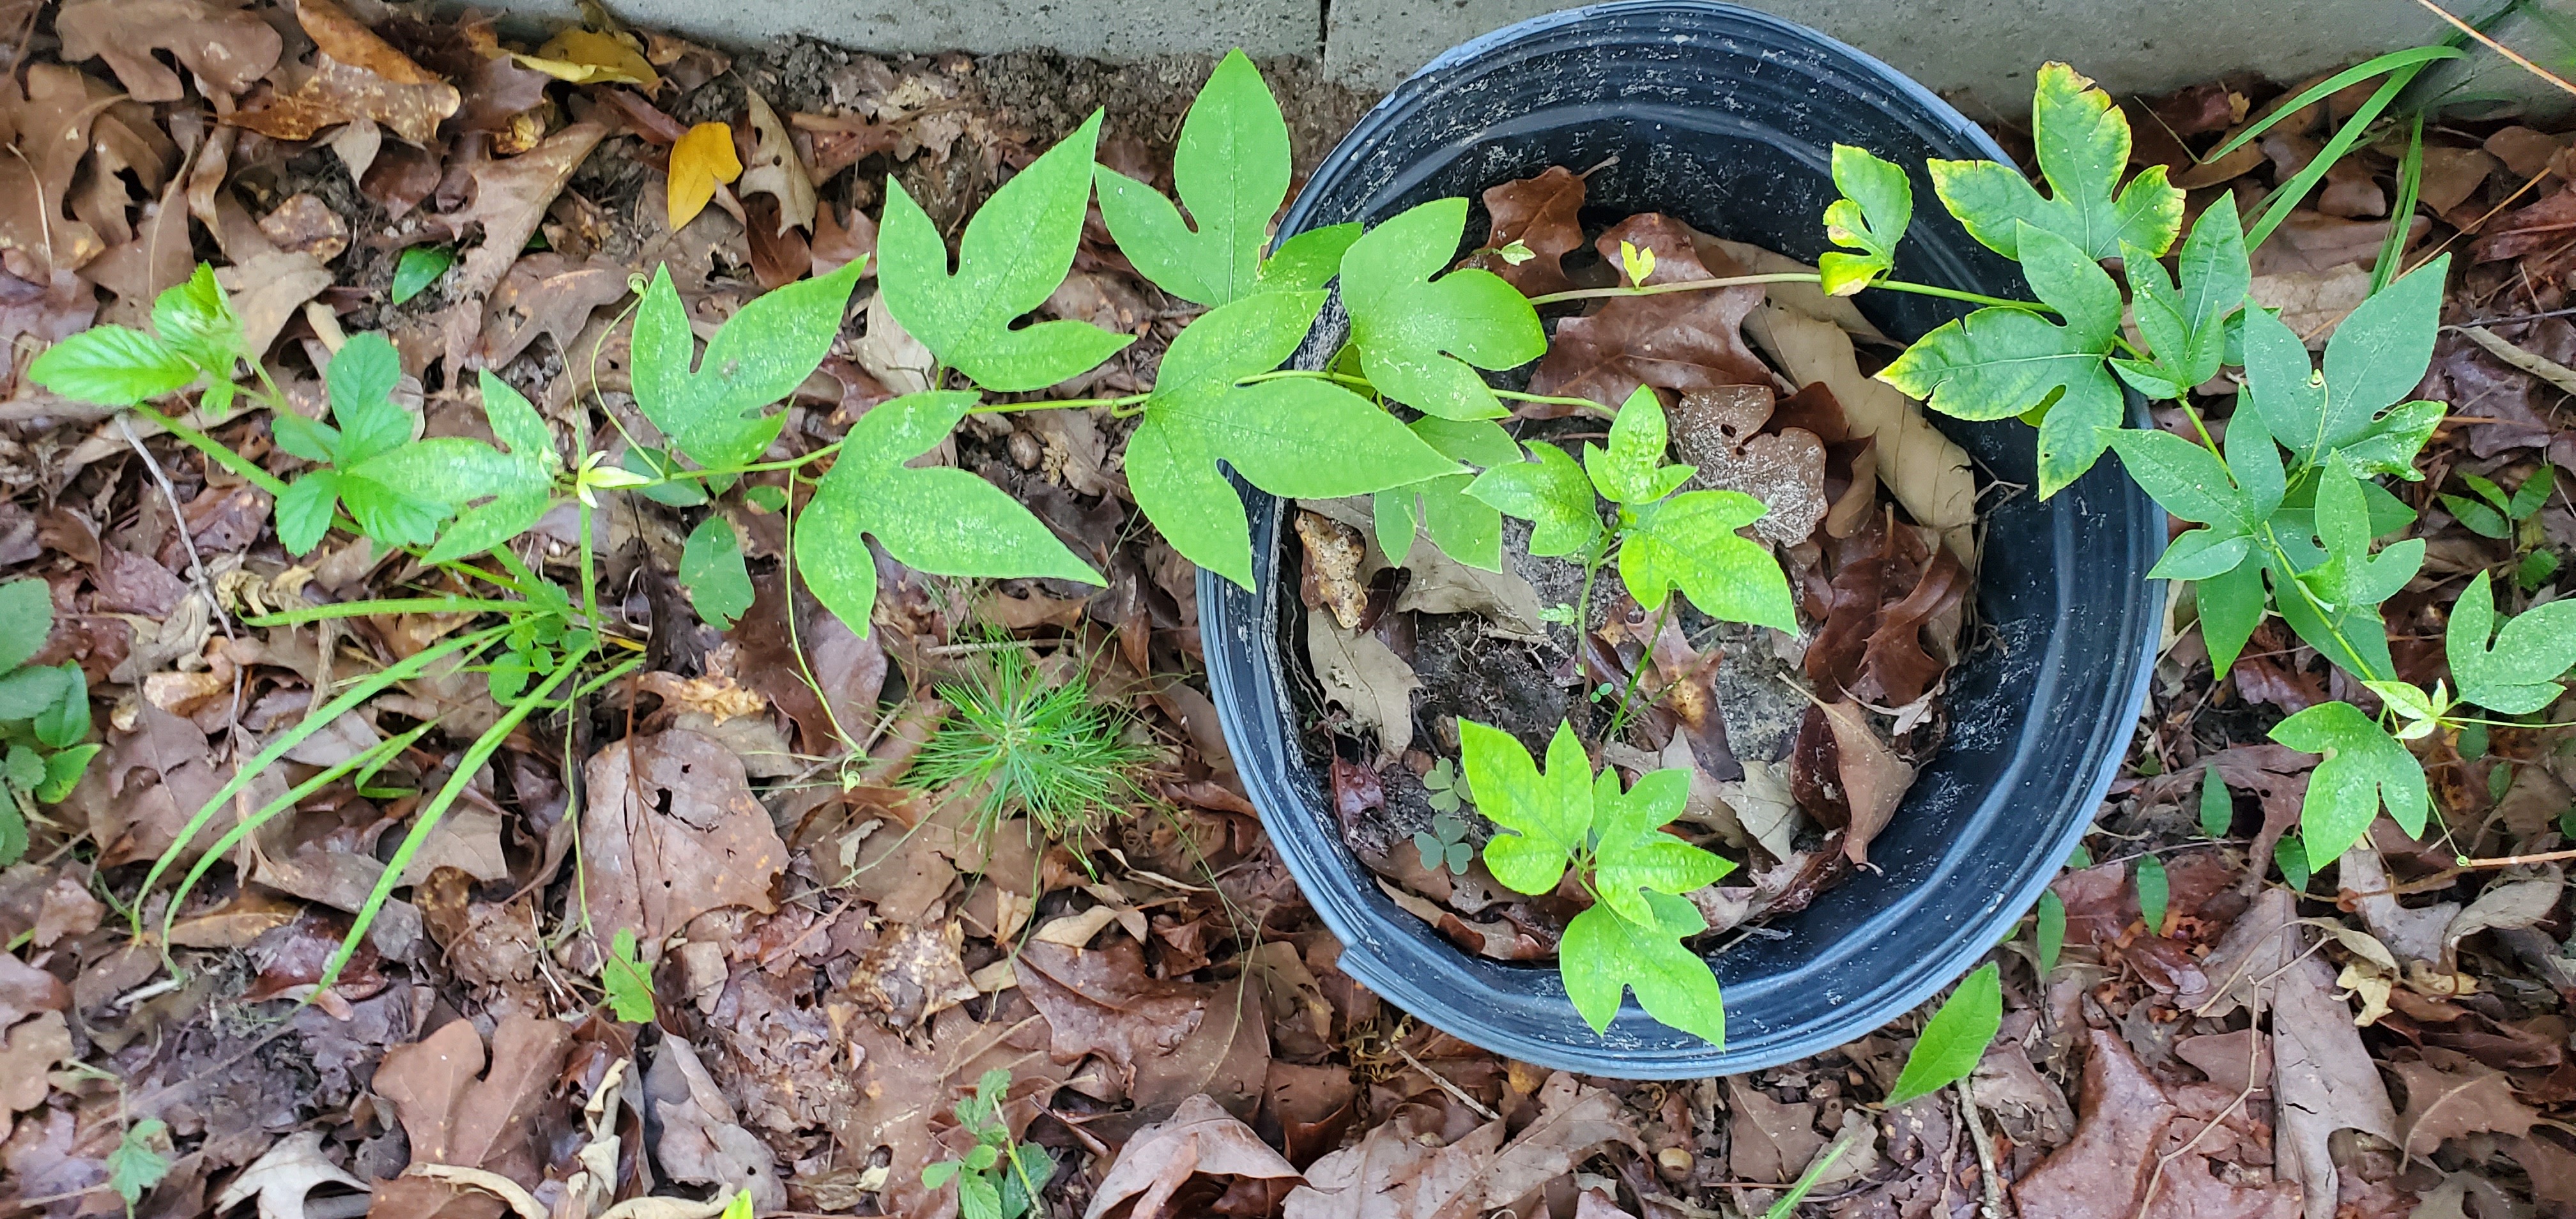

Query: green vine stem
1524,271,2048,313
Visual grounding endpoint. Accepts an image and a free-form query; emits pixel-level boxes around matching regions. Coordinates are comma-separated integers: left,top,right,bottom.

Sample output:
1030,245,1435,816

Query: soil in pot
1285,165,1988,964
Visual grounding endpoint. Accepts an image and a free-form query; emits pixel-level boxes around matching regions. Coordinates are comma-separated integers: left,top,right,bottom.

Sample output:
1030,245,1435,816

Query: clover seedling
1413,811,1473,875
1423,756,1469,813
1461,717,1733,1045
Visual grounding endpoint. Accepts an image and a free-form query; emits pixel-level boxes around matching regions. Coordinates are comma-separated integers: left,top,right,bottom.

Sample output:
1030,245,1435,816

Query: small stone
1657,1146,1695,1176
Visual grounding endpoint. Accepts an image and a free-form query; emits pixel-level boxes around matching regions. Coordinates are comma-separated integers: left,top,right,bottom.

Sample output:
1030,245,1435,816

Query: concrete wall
520,0,2573,116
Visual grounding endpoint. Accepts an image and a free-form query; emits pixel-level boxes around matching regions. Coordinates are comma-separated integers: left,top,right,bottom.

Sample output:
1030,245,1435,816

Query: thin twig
119,414,236,642
1393,1045,1500,1121
2450,844,2576,870
2411,0,2576,98
2132,1033,2262,1219
1957,1073,2006,1219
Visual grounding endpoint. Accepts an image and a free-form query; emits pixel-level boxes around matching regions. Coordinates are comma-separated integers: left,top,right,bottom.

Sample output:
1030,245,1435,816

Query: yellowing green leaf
521,27,660,88
1820,144,1912,295
1619,491,1796,631
1928,63,2182,263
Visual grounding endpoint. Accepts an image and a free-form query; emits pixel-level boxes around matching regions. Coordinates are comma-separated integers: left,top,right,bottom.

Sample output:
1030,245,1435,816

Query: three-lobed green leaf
632,257,868,471
423,371,560,564
2269,700,2428,868
1459,719,1593,895
1375,417,1519,571
1928,62,2183,263
680,515,756,630
1560,893,1726,1045
1819,144,1912,296
882,111,1132,392
1878,222,2126,497
1095,50,1290,307
1620,491,1797,631
800,390,1104,636
1339,198,1545,420
1468,441,1603,559
2112,195,2250,400
2447,570,2576,714
1124,290,1457,588
2242,256,2449,479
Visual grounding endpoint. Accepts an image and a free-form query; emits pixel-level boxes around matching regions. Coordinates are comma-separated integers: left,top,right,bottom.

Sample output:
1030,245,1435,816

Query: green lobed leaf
2104,426,2262,532
1560,893,1725,1045
1819,144,1913,295
0,578,55,674
2447,569,2576,714
424,372,560,564
153,264,243,378
107,1119,172,1206
1339,197,1546,420
1926,63,2184,262
1260,223,1363,293
2244,256,2450,477
2303,457,2423,619
1586,385,1685,505
1468,441,1604,558
799,391,1103,636
1878,224,2125,496
2115,195,2250,399
1618,491,1797,631
602,927,658,1022
2267,546,2396,681
882,112,1130,392
1381,417,1515,565
1123,291,1457,588
680,515,756,629
1591,767,1733,928
633,258,868,470
1884,963,2003,1105
1094,50,1289,307
27,326,198,406
2269,700,2428,867
1461,718,1591,894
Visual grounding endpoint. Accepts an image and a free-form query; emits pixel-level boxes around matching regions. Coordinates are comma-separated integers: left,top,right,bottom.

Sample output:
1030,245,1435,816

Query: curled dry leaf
479,253,632,367
1306,615,1418,761
212,1131,368,1219
229,0,461,145
258,194,351,263
1669,385,1826,547
369,1015,573,1219
1295,510,1369,631
1459,165,1588,297
2392,1048,2541,1160
1795,700,1913,866
1083,1093,1303,1219
1392,532,1549,638
739,89,818,236
1016,937,1269,1114
54,0,282,102
578,730,788,954
2272,946,2398,1219
645,1039,790,1213
1283,1071,1639,1219
1747,302,1976,562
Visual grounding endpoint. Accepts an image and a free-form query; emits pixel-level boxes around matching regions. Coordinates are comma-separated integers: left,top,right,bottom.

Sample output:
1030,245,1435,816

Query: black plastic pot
1199,1,2164,1077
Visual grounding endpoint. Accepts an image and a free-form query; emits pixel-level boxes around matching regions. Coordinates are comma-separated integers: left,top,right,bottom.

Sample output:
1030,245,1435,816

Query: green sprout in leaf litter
921,1068,1055,1219
1423,756,1470,814
0,578,99,865
907,643,1148,847
1413,811,1475,875
1462,717,1733,1045
602,928,657,1023
1883,963,2003,1106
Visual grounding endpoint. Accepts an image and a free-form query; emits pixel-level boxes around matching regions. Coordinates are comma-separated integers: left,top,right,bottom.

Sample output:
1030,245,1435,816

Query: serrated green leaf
2448,570,2576,714
634,258,868,470
276,471,341,557
1618,491,1797,630
341,438,523,551
1878,224,2124,496
800,391,1102,636
27,326,198,406
1094,50,1287,307
2270,700,2428,866
2245,257,2449,475
0,578,54,675
1926,63,2183,262
680,515,755,629
107,1119,172,1206
425,371,560,564
1820,144,1912,295
4,745,38,791
326,333,411,465
959,1173,1003,1219
923,1161,962,1188
272,413,340,464
1261,223,1362,292
33,663,88,749
602,927,657,1022
392,245,456,304
0,665,72,721
1885,963,2002,1105
153,264,242,378
1468,441,1603,558
1560,896,1725,1045
2200,766,2232,838
1340,197,1545,420
882,112,1130,391
1462,719,1590,894
1124,291,1456,587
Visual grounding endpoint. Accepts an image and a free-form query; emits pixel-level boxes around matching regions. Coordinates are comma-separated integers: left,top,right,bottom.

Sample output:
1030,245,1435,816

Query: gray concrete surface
511,0,2573,116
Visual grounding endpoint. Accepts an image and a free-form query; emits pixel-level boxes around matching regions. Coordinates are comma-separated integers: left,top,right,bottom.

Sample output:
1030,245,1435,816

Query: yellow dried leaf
666,121,742,232
519,27,659,89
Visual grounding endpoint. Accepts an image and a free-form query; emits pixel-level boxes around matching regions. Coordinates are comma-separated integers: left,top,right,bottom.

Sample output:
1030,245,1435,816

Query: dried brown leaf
578,731,788,953
1670,385,1825,548
55,0,281,102
1083,1093,1301,1219
441,122,610,302
370,1015,573,1219
1459,165,1588,297
230,0,461,145
1529,217,1771,410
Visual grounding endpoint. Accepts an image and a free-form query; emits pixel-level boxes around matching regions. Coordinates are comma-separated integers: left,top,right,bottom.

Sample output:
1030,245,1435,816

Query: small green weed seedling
907,644,1147,846
921,1068,1054,1219
1461,717,1733,1045
602,928,657,1022
1883,962,2002,1105
1413,811,1474,875
2441,469,2561,590
0,578,98,863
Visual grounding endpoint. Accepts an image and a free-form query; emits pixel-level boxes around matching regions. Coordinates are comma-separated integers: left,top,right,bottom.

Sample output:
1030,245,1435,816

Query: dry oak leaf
645,1038,788,1213
0,65,121,279
0,1011,71,1114
229,0,461,146
1016,937,1269,1115
1529,217,1772,410
2391,1048,2540,1159
478,253,632,367
1305,615,1418,762
1084,1092,1303,1219
439,122,610,302
1283,1072,1639,1218
1745,303,1976,560
2014,1027,2301,1219
578,730,788,954
666,122,743,233
1812,700,1913,866
738,89,818,236
1459,165,1588,298
1670,385,1826,548
214,1131,370,1219
54,0,282,102
2271,947,2398,1219
1726,1077,1821,1184
369,1014,572,1219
